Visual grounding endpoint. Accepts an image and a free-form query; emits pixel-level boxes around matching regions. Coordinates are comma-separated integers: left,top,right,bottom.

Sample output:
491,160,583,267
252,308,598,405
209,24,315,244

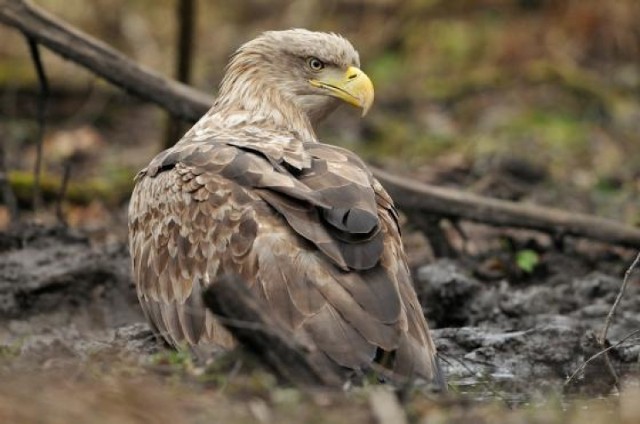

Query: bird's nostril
348,73,357,80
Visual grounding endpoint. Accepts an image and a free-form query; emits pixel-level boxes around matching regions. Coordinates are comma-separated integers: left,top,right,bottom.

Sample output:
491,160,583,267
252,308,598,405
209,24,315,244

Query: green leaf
516,249,539,273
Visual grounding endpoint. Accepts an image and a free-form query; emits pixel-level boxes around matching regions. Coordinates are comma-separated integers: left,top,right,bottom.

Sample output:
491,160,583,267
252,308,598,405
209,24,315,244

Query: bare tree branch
372,167,640,248
3,0,640,248
25,36,48,213
175,0,196,87
0,0,213,121
164,0,197,148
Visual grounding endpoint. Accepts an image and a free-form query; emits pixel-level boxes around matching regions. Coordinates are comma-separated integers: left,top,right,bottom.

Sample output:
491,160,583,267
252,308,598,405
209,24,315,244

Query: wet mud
0,224,638,400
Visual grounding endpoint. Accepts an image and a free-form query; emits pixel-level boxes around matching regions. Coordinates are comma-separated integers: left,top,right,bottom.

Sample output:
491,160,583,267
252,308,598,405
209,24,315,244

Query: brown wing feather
129,137,441,384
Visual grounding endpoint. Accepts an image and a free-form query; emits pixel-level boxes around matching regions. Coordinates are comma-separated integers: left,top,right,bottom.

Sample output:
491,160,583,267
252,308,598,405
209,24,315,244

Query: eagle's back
128,132,442,384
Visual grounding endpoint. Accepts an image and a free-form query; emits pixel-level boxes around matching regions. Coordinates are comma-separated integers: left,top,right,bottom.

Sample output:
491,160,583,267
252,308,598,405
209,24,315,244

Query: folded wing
129,134,442,384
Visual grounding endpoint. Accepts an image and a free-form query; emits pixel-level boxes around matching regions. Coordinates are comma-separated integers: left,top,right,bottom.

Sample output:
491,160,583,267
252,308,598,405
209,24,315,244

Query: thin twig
596,252,640,389
25,35,49,214
564,329,640,388
0,142,19,220
601,252,640,343
55,159,71,226
600,343,619,390
164,0,196,148
175,0,195,85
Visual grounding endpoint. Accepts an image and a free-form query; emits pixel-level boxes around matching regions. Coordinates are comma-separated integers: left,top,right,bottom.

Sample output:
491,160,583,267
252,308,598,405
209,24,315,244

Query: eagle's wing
129,133,441,382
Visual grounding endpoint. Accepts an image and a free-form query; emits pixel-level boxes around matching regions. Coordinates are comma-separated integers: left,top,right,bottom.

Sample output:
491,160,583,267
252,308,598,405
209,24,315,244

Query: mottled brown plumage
128,29,443,387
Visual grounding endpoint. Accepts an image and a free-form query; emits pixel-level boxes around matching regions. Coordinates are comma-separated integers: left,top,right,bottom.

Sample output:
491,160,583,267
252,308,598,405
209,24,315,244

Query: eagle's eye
307,57,325,71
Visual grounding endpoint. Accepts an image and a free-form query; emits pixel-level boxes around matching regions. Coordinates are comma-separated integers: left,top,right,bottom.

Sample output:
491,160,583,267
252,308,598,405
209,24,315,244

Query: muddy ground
1,217,638,412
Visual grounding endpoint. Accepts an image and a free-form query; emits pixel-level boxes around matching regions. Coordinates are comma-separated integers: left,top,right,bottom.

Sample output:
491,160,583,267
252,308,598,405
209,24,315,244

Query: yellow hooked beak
309,66,374,116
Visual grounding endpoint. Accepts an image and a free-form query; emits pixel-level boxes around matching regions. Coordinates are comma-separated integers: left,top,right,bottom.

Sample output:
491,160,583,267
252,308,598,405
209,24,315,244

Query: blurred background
1,0,639,237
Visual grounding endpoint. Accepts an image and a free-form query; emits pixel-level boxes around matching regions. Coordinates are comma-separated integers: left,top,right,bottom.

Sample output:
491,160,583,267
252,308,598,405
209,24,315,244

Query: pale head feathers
230,29,360,71
191,29,363,143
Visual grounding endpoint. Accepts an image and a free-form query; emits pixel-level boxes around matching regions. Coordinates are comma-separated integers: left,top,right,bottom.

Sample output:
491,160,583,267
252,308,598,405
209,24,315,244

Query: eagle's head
215,29,374,130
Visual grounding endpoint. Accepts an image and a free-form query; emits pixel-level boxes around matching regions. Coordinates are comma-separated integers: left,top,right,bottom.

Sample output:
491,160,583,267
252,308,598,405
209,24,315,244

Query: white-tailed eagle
129,29,443,387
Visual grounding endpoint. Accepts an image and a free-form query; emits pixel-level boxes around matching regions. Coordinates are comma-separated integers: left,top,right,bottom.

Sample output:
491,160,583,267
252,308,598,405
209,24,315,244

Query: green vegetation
516,249,540,274
1,0,638,222
9,169,135,207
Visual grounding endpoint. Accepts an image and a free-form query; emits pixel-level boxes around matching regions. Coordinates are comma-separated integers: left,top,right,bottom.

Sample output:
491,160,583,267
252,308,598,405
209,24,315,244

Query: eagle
129,29,444,387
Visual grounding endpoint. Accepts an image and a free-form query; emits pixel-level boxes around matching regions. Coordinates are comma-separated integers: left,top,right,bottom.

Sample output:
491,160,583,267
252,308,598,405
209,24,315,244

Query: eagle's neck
191,68,318,143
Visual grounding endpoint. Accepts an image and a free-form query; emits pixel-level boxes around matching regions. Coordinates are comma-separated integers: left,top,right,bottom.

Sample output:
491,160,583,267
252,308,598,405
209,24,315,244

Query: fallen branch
0,0,212,121
3,0,640,248
372,167,640,248
202,274,342,388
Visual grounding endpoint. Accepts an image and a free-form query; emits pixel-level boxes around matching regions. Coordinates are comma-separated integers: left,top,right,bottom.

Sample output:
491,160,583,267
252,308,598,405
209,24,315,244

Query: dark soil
420,254,640,399
1,222,638,402
0,224,154,371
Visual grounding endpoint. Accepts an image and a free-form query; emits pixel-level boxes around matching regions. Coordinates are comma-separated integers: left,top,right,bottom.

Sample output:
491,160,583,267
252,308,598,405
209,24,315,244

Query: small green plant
0,344,21,360
151,349,193,370
516,249,540,274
